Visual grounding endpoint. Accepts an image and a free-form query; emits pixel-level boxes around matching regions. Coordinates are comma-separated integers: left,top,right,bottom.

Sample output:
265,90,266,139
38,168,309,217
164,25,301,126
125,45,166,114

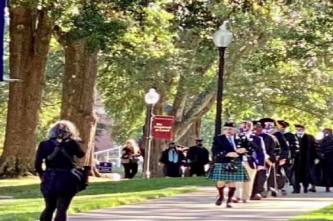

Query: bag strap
47,139,61,161
47,139,76,167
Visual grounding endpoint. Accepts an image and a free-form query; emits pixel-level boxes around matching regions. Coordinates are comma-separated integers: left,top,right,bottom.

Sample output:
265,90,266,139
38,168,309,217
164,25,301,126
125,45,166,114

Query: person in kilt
208,122,249,208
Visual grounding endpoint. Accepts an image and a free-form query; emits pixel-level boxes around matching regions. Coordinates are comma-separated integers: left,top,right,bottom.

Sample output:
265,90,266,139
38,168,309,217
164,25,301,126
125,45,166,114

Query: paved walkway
68,187,333,221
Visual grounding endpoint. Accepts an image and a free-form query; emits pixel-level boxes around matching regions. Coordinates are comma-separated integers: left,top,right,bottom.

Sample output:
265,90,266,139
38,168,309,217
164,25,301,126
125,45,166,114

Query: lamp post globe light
145,88,160,105
213,21,233,136
144,88,160,179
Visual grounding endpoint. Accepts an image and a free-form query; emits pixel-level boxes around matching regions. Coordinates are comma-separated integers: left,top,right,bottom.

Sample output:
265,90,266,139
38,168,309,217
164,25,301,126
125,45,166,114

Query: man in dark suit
187,139,210,176
234,121,265,203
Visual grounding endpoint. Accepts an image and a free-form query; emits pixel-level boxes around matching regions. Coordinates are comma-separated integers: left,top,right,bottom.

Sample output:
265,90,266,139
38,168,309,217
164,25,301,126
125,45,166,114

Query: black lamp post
213,21,233,136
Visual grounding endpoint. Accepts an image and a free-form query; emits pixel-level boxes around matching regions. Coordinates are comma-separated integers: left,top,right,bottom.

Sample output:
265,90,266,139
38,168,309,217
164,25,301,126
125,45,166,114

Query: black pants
164,164,181,177
123,163,138,179
293,182,309,192
252,169,268,196
189,163,205,176
40,195,73,221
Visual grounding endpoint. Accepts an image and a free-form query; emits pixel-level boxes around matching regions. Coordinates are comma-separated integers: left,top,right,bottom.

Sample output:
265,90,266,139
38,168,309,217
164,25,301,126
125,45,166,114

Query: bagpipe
224,131,258,173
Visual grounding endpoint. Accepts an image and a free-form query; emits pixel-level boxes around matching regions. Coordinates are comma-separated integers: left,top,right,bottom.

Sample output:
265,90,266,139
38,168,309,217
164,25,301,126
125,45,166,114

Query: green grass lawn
0,177,213,221
290,204,333,221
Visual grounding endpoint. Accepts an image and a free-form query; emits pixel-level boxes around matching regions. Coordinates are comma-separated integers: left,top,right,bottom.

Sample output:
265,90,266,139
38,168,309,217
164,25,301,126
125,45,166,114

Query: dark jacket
259,133,279,163
285,132,299,159
293,133,317,184
159,149,185,165
35,138,85,196
248,134,265,167
272,130,290,160
187,146,210,165
35,139,85,175
159,148,185,177
212,135,242,163
121,147,141,164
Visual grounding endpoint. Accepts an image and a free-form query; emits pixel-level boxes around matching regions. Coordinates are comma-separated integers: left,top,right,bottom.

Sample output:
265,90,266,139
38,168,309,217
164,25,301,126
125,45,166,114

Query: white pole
145,104,155,179
118,146,121,167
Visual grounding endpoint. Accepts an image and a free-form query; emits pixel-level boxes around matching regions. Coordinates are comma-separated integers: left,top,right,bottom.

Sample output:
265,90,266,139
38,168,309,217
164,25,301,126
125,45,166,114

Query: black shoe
226,201,233,208
292,190,300,194
271,190,278,197
215,197,223,206
326,187,331,193
309,187,316,193
304,188,308,194
232,197,240,203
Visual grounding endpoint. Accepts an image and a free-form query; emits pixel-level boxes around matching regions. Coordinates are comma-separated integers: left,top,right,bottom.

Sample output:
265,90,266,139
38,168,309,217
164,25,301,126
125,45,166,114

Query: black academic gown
258,133,279,192
292,134,316,189
272,130,290,189
284,132,299,184
159,149,185,177
186,146,209,176
315,135,333,187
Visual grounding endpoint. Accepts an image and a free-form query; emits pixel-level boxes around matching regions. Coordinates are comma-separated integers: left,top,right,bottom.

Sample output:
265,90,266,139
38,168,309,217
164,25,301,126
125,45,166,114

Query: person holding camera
121,139,141,179
35,120,86,221
208,122,249,208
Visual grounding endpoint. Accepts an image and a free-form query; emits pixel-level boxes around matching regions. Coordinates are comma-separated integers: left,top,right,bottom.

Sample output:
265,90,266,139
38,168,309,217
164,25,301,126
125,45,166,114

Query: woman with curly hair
121,139,142,179
35,120,85,221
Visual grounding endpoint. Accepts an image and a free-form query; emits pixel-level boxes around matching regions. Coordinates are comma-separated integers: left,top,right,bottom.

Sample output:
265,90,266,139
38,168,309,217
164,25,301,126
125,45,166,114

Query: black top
212,135,242,163
159,149,185,165
284,132,299,158
259,133,279,163
35,138,85,175
272,131,290,160
121,147,141,162
187,146,210,164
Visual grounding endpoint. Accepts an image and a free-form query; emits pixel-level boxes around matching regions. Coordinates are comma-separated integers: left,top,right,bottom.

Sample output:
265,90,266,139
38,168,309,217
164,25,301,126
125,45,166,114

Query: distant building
94,95,117,152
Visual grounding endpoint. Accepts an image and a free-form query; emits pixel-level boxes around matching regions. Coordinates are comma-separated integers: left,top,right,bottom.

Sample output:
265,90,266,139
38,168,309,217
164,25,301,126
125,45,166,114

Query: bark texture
0,5,53,176
176,119,201,147
61,39,98,170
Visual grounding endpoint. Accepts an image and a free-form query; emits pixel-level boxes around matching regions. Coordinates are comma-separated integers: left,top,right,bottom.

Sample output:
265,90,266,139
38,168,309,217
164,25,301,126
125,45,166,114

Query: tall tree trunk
176,119,201,147
0,5,53,176
61,39,98,171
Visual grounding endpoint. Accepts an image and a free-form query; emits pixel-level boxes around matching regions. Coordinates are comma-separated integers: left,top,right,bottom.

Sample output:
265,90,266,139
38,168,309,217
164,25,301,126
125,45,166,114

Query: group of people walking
209,118,333,208
159,139,210,177
34,118,333,221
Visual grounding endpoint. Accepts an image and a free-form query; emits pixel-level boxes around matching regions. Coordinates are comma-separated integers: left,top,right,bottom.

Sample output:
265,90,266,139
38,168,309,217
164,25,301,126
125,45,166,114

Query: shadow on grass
0,212,40,221
0,177,213,199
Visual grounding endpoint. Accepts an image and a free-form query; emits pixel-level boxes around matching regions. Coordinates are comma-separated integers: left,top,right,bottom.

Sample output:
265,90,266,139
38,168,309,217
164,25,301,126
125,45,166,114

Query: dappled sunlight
69,187,333,221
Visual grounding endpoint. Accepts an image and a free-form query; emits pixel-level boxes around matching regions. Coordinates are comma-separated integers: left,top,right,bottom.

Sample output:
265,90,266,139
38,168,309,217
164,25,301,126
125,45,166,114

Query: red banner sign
152,115,175,140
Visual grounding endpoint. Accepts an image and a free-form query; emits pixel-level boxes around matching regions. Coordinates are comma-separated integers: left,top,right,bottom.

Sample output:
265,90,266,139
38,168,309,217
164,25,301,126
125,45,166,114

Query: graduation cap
324,128,332,133
223,122,236,128
294,124,305,129
276,120,290,128
259,118,275,129
252,120,262,127
195,139,203,142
